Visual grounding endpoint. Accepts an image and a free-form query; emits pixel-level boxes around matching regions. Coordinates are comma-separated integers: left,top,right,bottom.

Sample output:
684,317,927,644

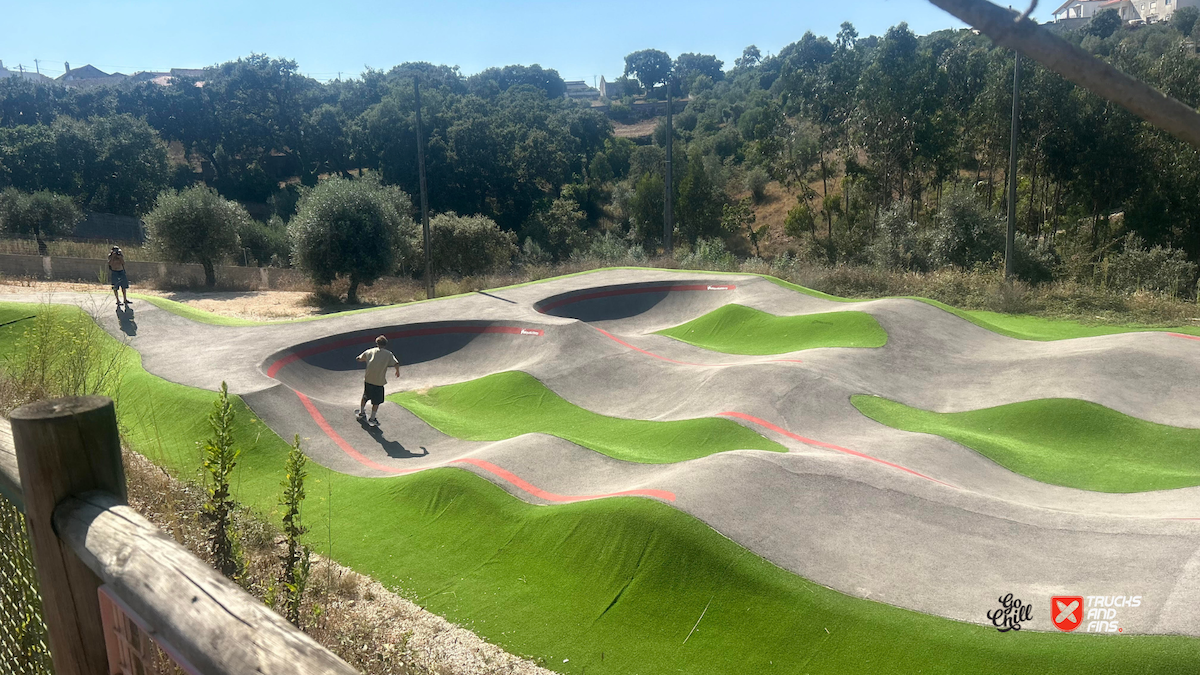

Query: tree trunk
1025,153,1039,237
1050,181,1062,245
987,164,995,209
820,157,832,236
347,274,360,305
202,260,216,288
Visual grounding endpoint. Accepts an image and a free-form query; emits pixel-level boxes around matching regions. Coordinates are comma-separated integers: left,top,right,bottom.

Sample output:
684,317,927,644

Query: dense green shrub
0,188,83,244
429,212,517,276
573,231,646,264
868,200,931,272
1105,234,1198,297
744,167,770,204
608,100,634,124
289,177,416,303
1010,234,1057,285
630,173,666,245
676,237,737,271
930,190,1005,270
520,238,552,265
237,216,291,267
520,198,588,262
145,185,248,287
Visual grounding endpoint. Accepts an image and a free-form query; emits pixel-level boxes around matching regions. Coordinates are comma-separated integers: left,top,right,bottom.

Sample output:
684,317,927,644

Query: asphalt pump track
29,268,1200,636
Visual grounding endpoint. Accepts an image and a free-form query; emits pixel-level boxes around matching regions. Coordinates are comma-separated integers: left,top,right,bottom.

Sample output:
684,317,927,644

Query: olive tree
144,186,247,287
289,177,416,303
0,188,84,252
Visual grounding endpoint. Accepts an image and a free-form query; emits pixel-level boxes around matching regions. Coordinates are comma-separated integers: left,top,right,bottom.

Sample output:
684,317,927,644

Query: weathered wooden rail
0,396,360,675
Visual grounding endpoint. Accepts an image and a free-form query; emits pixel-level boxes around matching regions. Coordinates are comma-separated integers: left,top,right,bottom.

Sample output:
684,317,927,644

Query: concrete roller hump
262,320,555,402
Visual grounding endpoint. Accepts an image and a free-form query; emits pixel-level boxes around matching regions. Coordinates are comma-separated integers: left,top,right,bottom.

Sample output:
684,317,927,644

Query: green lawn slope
853,395,1200,492
656,303,886,354
389,370,785,462
762,276,1200,341
6,301,1200,673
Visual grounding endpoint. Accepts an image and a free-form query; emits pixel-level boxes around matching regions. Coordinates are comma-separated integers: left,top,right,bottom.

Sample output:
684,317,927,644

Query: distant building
1052,0,1108,20
1079,0,1199,22
564,80,600,101
57,62,128,88
128,68,205,87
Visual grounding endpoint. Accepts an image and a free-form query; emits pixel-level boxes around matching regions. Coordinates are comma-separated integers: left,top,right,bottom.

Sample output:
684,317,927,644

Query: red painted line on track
293,391,676,502
296,392,420,475
590,326,804,367
537,283,735,313
1169,333,1200,342
717,411,957,488
268,324,543,378
450,458,676,502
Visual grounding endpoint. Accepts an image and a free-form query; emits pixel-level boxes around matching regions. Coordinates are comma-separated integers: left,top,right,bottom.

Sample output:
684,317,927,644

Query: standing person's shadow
116,306,138,336
358,418,429,458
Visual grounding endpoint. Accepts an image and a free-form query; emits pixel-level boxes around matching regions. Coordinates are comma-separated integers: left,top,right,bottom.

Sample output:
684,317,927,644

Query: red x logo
1052,596,1084,631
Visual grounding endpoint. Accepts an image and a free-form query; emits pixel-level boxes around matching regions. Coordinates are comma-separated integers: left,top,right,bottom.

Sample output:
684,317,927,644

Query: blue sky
1,1,1050,83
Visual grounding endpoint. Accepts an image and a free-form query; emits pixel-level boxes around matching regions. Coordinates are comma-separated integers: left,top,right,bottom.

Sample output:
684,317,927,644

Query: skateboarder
108,246,131,307
355,335,400,427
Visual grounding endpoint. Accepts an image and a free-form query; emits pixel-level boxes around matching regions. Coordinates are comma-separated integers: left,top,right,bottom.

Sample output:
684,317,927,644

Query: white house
1053,0,1109,20
1094,0,1198,22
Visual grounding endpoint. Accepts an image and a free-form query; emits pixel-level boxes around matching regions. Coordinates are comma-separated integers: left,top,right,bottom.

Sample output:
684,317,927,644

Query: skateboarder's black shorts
110,269,129,289
363,382,385,405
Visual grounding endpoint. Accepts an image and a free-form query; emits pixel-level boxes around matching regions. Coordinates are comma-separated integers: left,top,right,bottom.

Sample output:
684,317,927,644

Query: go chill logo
1052,595,1142,633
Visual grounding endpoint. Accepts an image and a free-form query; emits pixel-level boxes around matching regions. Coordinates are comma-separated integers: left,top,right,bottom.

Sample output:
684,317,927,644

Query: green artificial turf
656,303,886,354
853,394,1200,492
762,275,1200,341
6,301,1200,673
389,370,785,462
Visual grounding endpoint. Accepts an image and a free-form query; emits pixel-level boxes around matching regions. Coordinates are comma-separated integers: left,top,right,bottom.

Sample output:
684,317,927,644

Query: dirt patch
159,290,320,320
0,279,323,321
612,118,659,139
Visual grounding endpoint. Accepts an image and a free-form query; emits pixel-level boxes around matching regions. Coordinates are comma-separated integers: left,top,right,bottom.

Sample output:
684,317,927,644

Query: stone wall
0,253,309,290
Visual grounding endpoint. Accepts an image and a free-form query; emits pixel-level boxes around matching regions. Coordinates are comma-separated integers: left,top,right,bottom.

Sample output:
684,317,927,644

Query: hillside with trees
2,11,1200,303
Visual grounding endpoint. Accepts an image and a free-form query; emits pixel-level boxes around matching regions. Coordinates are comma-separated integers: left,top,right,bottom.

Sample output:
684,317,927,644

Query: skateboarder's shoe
355,410,366,421
368,418,380,428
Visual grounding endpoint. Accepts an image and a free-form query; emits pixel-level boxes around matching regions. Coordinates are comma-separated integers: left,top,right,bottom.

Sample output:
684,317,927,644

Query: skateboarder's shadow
116,307,137,336
358,420,429,459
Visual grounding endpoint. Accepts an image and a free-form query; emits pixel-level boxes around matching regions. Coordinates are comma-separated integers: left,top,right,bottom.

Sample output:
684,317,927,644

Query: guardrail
0,396,360,675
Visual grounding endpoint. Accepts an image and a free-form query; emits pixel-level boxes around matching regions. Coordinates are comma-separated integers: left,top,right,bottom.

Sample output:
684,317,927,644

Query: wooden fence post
12,396,126,675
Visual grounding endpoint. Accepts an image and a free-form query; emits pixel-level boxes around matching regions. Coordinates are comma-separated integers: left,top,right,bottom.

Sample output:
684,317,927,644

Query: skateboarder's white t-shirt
359,347,399,386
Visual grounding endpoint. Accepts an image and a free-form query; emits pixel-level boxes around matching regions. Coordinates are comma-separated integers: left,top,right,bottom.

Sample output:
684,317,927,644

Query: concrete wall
0,253,310,290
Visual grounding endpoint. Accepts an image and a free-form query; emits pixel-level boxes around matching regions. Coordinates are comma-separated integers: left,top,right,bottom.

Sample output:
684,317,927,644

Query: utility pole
34,59,40,74
1005,51,1020,281
414,77,434,299
663,79,674,255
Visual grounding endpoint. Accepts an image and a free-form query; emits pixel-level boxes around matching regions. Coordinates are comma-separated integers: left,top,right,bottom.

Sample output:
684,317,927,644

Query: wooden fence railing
0,396,361,675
